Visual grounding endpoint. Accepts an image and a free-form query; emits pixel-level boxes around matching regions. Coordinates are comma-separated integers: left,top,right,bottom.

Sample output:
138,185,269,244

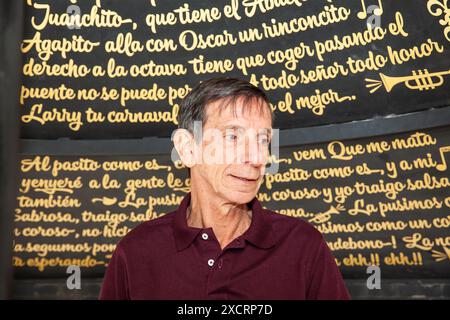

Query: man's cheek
201,142,218,164
223,144,238,164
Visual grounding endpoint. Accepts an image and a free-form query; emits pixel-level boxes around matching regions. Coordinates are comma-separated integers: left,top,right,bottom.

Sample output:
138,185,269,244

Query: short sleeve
99,244,130,300
306,234,351,300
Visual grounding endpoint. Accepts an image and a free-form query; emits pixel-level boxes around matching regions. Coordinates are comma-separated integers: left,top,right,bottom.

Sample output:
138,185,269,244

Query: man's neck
187,190,252,250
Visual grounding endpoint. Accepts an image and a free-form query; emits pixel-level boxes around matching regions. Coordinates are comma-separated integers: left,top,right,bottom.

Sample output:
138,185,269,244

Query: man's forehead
204,96,272,127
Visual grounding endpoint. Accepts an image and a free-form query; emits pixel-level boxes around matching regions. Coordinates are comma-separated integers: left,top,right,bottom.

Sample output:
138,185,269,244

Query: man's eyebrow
219,125,272,138
220,124,272,131
256,128,272,135
221,125,245,131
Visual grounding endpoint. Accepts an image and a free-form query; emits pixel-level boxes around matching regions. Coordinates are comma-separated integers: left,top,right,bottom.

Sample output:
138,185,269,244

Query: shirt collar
172,192,277,251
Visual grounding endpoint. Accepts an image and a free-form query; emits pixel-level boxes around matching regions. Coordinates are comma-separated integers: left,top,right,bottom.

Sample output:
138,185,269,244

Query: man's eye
225,133,238,141
258,136,270,145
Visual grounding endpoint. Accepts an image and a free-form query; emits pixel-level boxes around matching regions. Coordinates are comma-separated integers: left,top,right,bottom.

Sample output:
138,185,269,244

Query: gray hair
178,77,274,133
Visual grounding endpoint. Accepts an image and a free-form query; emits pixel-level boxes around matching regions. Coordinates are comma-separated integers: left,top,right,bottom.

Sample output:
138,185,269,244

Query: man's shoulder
262,208,324,244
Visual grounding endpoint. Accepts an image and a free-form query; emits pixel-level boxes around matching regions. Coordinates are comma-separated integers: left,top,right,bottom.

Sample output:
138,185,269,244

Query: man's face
191,96,273,204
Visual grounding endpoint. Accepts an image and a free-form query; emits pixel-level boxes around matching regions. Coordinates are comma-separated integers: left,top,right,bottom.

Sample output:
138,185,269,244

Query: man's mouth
229,174,258,183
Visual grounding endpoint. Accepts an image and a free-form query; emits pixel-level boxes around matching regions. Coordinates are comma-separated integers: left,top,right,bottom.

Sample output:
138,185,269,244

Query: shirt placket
195,229,246,299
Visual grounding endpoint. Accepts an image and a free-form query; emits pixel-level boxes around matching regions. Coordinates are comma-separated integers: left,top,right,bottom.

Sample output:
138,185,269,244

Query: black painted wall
3,0,450,299
0,0,23,300
12,278,450,300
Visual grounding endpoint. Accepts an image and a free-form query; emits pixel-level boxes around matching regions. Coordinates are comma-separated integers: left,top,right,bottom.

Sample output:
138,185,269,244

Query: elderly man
100,78,350,300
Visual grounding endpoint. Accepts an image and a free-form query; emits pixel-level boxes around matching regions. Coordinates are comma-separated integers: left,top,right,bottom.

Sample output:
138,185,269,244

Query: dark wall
7,0,450,299
0,0,23,299
12,278,450,300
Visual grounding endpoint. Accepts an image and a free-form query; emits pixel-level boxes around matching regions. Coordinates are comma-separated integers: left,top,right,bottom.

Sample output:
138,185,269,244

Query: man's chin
222,189,258,204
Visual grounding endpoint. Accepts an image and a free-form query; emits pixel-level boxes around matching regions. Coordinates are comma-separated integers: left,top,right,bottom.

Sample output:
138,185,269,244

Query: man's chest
127,250,307,299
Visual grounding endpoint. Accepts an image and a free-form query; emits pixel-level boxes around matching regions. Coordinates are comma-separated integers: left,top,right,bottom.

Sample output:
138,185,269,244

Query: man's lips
229,174,258,182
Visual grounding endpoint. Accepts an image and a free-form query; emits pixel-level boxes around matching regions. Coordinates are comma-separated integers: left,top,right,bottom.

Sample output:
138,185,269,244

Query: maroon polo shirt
99,193,350,300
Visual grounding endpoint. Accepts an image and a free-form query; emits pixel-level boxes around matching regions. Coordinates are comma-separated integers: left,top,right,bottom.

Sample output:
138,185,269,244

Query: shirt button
201,233,209,240
207,259,214,267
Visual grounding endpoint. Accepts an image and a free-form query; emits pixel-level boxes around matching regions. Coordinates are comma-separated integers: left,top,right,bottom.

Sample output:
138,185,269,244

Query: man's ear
172,128,196,168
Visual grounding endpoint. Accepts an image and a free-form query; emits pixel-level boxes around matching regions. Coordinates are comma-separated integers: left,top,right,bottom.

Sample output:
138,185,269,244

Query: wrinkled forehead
203,95,273,129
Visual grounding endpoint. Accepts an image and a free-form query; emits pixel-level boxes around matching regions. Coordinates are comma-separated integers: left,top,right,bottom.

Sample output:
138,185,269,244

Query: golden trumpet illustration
365,69,450,93
309,204,345,224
